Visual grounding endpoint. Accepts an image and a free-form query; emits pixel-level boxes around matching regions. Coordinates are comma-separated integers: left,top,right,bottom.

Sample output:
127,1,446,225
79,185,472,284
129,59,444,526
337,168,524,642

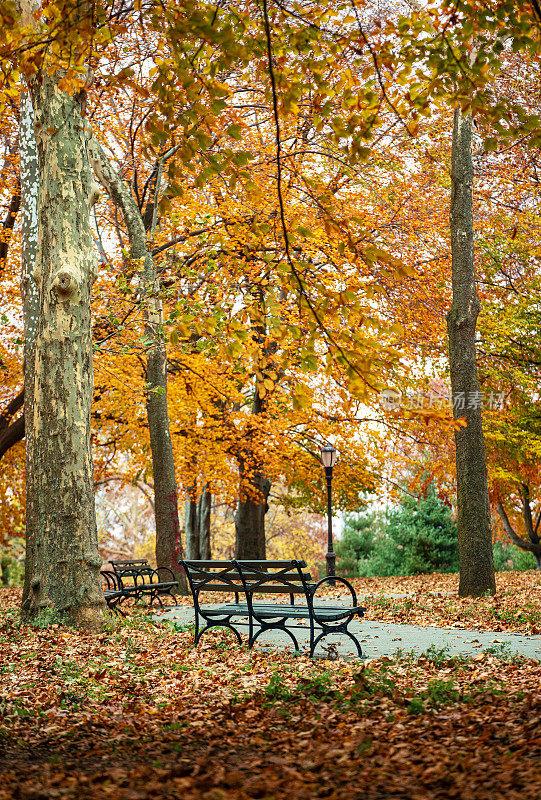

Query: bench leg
194,615,243,647
249,618,300,653
149,590,165,610
309,626,363,659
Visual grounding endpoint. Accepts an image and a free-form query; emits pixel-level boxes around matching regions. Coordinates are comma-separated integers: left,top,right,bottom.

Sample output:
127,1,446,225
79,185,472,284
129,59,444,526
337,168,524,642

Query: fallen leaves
0,584,539,799
349,571,541,633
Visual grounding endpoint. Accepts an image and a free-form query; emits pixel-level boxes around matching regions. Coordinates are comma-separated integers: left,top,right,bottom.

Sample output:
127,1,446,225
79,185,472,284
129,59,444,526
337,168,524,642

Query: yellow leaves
292,383,313,411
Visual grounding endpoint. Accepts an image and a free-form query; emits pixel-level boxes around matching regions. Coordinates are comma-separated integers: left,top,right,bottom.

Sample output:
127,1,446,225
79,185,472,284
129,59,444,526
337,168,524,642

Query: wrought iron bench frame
181,559,366,658
108,560,178,609
100,570,135,616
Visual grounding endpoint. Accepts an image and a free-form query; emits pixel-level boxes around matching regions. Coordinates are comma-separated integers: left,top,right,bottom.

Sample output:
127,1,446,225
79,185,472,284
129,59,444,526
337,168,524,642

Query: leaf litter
0,578,539,799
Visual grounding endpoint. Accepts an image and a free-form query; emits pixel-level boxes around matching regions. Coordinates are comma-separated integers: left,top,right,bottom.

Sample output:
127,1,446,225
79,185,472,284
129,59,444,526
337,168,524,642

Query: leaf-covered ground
166,570,541,634
352,571,541,633
0,580,540,799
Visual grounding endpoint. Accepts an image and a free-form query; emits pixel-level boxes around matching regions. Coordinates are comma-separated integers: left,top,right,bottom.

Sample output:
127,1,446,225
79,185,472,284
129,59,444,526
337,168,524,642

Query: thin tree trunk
447,108,496,597
0,390,25,460
198,486,212,560
20,89,39,618
21,78,104,626
234,286,271,560
88,140,187,594
184,486,212,559
184,495,199,560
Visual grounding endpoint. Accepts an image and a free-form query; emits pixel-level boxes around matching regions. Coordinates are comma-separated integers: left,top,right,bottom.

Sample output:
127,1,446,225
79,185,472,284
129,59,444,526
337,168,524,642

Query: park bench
100,569,134,616
104,559,178,610
181,559,366,658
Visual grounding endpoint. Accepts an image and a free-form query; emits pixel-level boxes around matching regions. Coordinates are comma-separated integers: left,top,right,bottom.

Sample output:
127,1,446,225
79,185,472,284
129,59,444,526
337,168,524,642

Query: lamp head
321,444,338,469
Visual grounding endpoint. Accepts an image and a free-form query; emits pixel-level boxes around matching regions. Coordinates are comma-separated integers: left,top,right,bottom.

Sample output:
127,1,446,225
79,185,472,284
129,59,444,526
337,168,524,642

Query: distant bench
101,558,178,614
180,559,366,658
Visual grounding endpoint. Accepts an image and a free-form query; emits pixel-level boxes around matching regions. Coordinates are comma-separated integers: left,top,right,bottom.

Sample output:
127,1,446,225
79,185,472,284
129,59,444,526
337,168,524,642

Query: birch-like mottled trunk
88,140,187,594
21,78,104,625
185,486,211,560
20,89,39,615
447,108,496,597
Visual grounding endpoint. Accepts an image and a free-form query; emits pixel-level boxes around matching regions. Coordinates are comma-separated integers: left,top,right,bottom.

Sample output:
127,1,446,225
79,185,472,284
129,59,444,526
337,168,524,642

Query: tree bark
235,457,270,559
20,78,104,626
184,486,212,559
88,139,187,594
184,495,199,560
0,184,21,268
447,108,496,597
198,486,212,560
19,88,38,618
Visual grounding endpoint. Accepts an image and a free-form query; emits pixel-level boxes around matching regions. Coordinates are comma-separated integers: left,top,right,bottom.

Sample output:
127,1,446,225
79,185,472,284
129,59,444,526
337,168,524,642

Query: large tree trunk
447,108,495,597
20,78,104,626
88,140,187,594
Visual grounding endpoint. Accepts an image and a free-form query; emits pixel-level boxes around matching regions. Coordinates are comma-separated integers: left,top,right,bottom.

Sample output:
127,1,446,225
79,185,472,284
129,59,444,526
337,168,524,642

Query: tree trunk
0,390,25,460
185,486,212,560
20,88,39,621
235,459,270,559
447,108,496,597
184,496,199,560
20,78,104,626
198,486,212,560
88,139,187,594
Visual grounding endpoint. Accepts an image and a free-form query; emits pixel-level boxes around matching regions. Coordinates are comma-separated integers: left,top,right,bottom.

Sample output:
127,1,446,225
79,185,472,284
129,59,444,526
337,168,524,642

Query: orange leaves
0,581,540,799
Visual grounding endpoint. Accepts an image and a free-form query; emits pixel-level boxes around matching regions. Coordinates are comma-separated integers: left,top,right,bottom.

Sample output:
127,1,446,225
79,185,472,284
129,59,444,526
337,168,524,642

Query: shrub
492,540,536,571
338,485,459,577
335,512,376,577
0,537,25,587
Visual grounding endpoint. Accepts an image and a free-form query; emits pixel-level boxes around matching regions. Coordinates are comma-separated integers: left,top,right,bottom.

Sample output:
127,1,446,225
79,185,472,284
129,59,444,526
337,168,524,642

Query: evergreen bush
337,486,459,577
492,540,536,571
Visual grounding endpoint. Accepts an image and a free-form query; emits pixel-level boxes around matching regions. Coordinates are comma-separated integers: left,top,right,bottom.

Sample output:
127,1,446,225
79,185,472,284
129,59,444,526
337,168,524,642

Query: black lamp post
321,444,338,585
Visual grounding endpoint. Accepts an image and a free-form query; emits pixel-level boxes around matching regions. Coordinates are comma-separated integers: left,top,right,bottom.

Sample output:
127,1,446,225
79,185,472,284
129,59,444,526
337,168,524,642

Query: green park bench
181,559,366,658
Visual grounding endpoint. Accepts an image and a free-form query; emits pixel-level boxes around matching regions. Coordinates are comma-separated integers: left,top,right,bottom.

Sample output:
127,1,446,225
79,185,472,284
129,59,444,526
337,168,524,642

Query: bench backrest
181,559,314,601
111,559,153,579
235,561,314,596
181,560,244,596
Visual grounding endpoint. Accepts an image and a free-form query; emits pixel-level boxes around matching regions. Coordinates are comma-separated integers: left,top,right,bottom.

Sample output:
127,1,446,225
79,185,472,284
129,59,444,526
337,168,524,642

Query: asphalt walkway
154,600,541,661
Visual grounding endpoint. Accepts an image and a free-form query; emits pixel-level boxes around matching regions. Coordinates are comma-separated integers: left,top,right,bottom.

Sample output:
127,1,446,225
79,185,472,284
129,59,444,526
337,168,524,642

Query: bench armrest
311,575,358,607
153,566,177,584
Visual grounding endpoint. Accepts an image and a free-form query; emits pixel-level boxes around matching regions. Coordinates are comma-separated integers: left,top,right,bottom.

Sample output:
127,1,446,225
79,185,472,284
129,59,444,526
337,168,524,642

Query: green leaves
226,123,242,141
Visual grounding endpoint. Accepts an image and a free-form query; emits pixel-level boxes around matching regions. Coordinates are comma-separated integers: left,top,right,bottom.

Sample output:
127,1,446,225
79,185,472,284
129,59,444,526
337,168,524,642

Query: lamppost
321,444,338,585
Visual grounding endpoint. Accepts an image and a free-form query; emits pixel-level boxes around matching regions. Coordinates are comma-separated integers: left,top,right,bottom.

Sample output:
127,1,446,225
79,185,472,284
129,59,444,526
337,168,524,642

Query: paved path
154,603,541,661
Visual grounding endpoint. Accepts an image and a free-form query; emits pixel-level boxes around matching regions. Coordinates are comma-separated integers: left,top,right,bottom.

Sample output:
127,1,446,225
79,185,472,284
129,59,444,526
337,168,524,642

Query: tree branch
496,501,541,555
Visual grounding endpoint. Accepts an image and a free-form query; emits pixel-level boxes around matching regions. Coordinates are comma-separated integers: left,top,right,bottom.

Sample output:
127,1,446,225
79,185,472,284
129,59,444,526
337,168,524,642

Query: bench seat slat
190,569,313,583
184,558,306,569
189,576,312,583
200,602,366,621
